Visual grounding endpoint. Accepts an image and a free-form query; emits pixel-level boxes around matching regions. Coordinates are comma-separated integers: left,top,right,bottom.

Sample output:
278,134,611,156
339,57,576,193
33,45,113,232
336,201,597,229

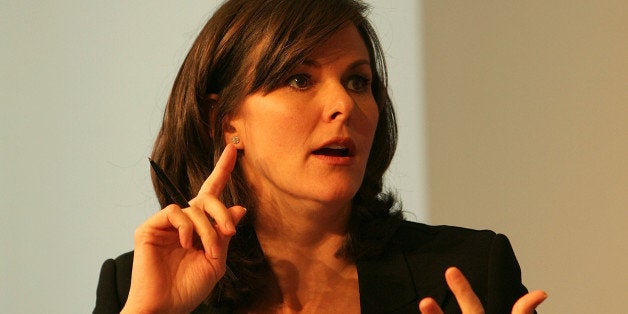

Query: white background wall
1,1,424,312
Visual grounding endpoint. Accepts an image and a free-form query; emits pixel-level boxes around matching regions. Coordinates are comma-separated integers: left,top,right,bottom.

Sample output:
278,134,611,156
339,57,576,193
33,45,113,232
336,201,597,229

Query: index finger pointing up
198,144,238,196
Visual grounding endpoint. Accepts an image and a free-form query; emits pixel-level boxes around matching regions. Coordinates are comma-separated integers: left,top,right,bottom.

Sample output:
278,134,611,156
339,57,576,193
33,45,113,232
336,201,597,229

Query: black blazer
94,221,529,313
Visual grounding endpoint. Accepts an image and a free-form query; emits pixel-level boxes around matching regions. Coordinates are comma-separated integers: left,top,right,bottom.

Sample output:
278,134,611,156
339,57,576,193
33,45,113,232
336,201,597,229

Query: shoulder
107,251,134,286
93,251,134,313
391,221,518,274
393,220,499,254
112,251,134,267
391,221,527,313
356,221,521,313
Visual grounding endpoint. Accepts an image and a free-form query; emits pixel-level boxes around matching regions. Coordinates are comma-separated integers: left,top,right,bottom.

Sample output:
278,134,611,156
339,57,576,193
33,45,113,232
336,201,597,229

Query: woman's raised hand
122,145,246,314
418,267,547,314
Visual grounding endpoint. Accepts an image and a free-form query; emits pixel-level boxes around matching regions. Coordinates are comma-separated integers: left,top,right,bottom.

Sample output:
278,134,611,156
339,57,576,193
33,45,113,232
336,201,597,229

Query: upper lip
312,137,356,156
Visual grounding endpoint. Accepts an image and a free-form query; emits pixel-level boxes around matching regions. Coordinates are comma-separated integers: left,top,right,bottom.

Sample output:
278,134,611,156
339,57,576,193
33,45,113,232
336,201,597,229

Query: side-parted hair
150,0,403,307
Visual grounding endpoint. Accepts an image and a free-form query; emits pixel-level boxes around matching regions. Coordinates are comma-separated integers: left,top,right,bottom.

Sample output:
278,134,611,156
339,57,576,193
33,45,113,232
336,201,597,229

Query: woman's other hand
122,145,246,313
418,267,547,314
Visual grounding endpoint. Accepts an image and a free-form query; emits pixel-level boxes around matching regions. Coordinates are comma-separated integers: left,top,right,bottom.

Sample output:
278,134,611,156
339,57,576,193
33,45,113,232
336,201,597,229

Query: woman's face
226,24,379,211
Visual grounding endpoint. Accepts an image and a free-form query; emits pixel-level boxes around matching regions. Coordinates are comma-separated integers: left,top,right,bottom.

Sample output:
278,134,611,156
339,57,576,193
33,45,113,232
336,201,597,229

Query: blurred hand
418,267,547,314
122,145,246,314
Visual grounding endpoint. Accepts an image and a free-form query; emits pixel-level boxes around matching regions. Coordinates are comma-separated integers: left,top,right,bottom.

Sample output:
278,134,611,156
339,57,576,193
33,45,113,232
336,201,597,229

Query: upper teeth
325,145,346,149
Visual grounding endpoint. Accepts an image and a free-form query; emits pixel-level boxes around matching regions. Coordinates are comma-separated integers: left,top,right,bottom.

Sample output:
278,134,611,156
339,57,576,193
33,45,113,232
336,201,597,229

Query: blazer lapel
404,251,451,310
357,248,451,313
357,247,419,313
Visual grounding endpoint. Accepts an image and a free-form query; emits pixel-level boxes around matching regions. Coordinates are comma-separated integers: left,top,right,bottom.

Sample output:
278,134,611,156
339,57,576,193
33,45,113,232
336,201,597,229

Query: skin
226,25,379,216
418,267,548,314
122,25,546,313
122,145,246,314
225,24,376,313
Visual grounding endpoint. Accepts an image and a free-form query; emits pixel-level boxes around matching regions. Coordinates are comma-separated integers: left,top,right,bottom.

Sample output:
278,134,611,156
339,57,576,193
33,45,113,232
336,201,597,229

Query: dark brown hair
150,0,402,308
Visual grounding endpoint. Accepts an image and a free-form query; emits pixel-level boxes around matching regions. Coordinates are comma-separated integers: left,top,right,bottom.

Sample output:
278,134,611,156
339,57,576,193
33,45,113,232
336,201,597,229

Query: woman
94,0,546,313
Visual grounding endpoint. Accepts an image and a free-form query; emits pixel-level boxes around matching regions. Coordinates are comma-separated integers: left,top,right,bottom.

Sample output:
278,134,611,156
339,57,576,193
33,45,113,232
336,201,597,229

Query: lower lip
312,154,355,166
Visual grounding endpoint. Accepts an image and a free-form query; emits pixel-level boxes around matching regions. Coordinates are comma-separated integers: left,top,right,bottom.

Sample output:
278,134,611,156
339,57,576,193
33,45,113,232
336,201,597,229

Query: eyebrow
301,59,371,70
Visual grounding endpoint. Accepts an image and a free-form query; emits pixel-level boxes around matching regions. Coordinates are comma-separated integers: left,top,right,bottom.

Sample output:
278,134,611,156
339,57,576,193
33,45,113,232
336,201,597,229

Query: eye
346,75,371,93
286,74,312,90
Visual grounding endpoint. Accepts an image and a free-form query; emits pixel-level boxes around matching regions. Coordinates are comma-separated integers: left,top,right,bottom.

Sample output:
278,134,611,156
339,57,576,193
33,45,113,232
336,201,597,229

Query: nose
322,81,355,123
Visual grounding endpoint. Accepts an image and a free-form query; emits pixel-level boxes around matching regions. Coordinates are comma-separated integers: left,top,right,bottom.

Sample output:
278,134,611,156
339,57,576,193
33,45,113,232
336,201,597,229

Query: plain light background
2,1,626,313
1,1,424,313
423,1,627,313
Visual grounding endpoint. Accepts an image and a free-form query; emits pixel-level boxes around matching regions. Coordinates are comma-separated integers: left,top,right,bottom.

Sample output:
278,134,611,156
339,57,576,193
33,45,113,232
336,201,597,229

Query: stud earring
231,136,240,145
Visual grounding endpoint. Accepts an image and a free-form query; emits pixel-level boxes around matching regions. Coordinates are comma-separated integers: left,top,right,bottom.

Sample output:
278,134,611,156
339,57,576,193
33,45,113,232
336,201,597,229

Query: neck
254,199,352,253
252,201,357,311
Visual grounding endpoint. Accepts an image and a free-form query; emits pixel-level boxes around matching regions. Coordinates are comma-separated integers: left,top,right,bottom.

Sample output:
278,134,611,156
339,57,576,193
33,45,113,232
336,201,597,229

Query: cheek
369,109,380,132
244,109,314,158
359,102,380,138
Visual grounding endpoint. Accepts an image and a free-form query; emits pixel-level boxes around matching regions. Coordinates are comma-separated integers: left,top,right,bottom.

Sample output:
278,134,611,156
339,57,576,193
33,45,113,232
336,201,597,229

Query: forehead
306,24,371,65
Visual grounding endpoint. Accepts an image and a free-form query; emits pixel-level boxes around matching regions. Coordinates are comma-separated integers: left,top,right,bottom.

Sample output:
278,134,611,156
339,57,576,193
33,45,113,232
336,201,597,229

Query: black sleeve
93,252,133,314
485,234,530,314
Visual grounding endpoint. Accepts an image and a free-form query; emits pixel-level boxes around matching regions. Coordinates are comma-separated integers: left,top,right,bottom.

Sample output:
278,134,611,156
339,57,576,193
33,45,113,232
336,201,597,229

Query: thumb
512,290,547,314
229,206,247,226
213,206,246,259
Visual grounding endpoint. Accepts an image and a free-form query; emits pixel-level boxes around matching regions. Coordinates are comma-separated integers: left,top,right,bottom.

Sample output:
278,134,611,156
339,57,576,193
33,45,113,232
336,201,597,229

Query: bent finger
445,267,484,314
229,205,247,226
198,144,237,197
182,206,223,260
512,290,547,314
215,206,247,255
418,297,444,314
140,204,194,248
192,196,236,236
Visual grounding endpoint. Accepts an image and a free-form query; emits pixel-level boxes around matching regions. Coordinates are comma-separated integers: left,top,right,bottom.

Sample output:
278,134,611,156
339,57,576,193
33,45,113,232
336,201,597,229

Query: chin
314,187,360,206
297,174,365,206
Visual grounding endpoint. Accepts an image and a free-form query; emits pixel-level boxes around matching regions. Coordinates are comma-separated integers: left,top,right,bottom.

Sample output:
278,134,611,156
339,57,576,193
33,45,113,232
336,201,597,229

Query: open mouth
313,146,351,157
312,138,356,159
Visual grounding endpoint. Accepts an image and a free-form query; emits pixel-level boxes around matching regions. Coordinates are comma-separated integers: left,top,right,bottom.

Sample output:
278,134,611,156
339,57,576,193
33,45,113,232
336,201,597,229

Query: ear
223,110,245,149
